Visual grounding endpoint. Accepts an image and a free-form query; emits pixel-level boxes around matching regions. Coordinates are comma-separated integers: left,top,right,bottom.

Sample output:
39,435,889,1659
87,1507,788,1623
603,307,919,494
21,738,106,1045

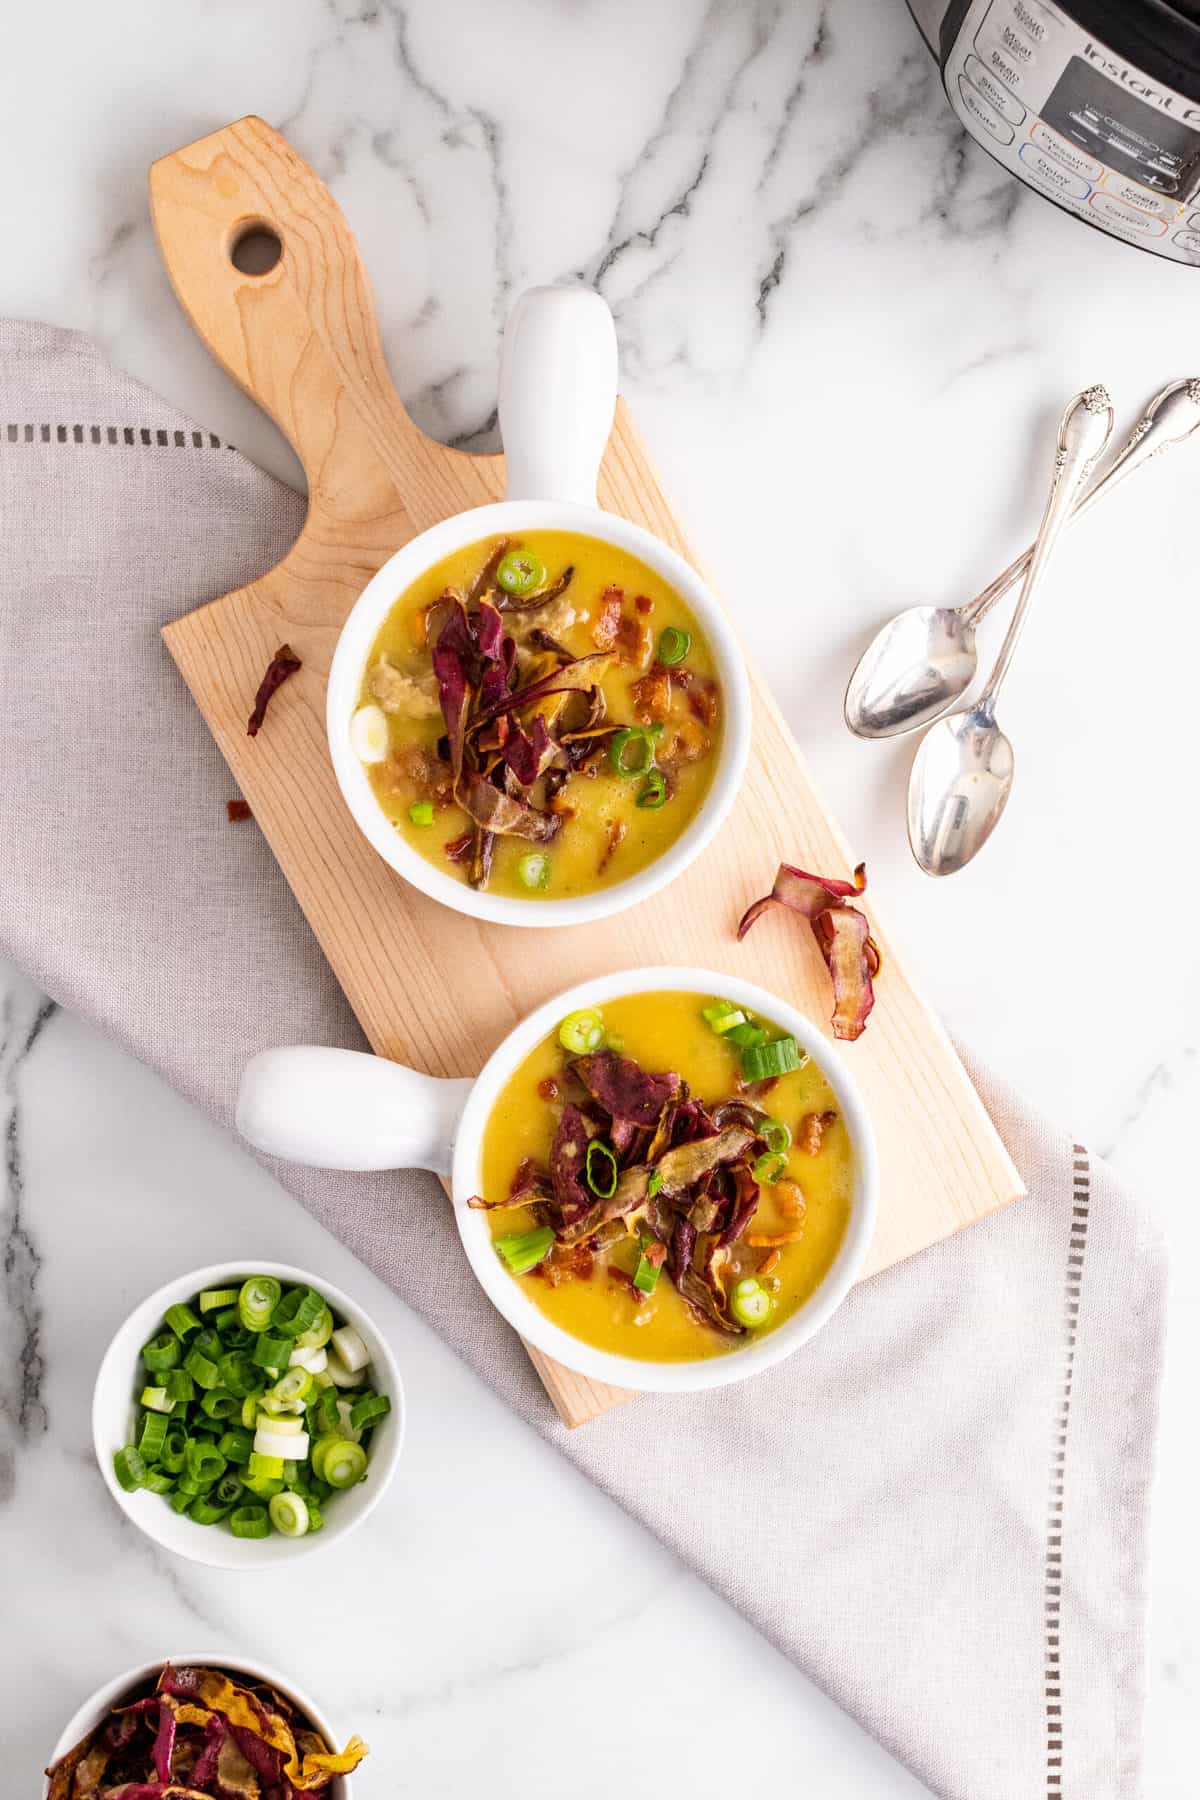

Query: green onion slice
230,1504,271,1539
200,1388,241,1421
189,1495,233,1525
164,1302,201,1340
312,1385,341,1434
199,1287,239,1313
269,1489,311,1538
632,1241,663,1295
557,1007,606,1055
702,1001,746,1036
238,1275,281,1333
636,768,667,809
740,1036,804,1083
218,1427,254,1466
495,1226,555,1275
163,1369,195,1404
585,1139,618,1200
305,1498,325,1533
295,1304,334,1350
160,1429,188,1474
314,1436,368,1490
647,1168,664,1197
752,1150,788,1185
517,851,551,890
730,1277,772,1329
217,1351,262,1399
609,724,662,778
137,1411,169,1461
656,626,691,666
139,1386,174,1415
251,1333,291,1371
408,800,434,827
761,1118,791,1155
248,1451,284,1482
349,1392,391,1433
182,1346,220,1390
268,1366,314,1407
141,1331,182,1372
496,550,547,597
240,1472,285,1500
272,1287,325,1340
184,1440,226,1486
725,1022,767,1050
141,1468,175,1495
168,1488,192,1513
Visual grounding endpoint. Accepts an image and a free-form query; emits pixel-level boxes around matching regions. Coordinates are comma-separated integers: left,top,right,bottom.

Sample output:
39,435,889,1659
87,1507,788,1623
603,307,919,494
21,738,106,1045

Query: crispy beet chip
501,713,553,787
472,651,611,728
152,1705,177,1785
431,602,475,781
549,1103,593,1218
495,562,575,612
653,1124,756,1197
455,768,561,843
225,798,252,822
737,862,881,1041
571,1050,682,1126
246,643,301,737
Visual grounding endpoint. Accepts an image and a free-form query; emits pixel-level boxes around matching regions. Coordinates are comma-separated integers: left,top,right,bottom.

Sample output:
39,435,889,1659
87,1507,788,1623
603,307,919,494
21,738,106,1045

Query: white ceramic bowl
326,285,752,928
44,1653,358,1800
93,1261,404,1569
237,968,879,1393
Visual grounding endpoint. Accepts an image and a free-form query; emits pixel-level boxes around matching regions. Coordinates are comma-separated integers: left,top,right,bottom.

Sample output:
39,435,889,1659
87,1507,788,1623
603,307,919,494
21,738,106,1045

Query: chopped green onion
295,1304,334,1350
752,1150,788,1185
305,1498,325,1533
517,851,551,890
189,1494,233,1525
740,1036,804,1082
636,768,667,809
240,1471,285,1500
702,1001,746,1036
241,1394,260,1429
218,1427,254,1466
182,1346,220,1390
214,1471,245,1507
408,800,435,827
164,1303,201,1340
311,1385,341,1434
269,1490,311,1538
647,1168,664,1197
256,1410,304,1436
730,1277,772,1328
656,626,691,666
761,1118,791,1155
325,1351,367,1389
248,1451,284,1481
169,1488,192,1513
200,1387,240,1421
141,1331,182,1372
609,724,662,778
141,1468,175,1495
272,1287,325,1340
495,1226,555,1275
314,1436,368,1490
137,1411,169,1461
215,1310,250,1343
251,1333,291,1372
184,1440,225,1486
349,1392,391,1432
199,1287,239,1313
585,1139,618,1199
496,550,547,597
230,1504,271,1539
329,1326,369,1373
725,1022,767,1050
163,1368,195,1405
139,1386,174,1414
238,1275,281,1333
633,1242,662,1295
160,1428,188,1474
557,1007,606,1054
217,1350,262,1398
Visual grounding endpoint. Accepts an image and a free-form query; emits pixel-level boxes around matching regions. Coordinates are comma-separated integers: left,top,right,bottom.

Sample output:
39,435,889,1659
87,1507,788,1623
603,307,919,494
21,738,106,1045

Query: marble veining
1,0,1198,1793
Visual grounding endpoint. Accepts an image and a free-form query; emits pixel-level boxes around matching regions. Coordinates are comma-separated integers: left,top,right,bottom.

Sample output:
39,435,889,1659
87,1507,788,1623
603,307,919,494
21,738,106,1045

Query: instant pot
909,0,1200,261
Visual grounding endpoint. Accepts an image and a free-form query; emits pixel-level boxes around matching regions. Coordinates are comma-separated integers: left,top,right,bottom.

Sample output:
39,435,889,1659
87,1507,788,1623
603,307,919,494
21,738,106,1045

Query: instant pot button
1090,192,1168,236
1010,0,1055,44
1187,212,1200,231
1029,122,1102,182
1098,175,1181,221
1017,143,1091,200
958,77,1015,146
972,31,1027,96
964,53,1026,124
1172,228,1200,256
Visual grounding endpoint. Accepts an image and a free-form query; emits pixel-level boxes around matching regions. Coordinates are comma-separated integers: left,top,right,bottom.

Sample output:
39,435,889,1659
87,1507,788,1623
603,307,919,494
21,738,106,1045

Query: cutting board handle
149,114,474,517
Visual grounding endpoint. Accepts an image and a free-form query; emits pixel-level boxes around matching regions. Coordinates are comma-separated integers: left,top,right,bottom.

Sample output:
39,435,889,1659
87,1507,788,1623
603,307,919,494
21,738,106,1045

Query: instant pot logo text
1082,42,1200,125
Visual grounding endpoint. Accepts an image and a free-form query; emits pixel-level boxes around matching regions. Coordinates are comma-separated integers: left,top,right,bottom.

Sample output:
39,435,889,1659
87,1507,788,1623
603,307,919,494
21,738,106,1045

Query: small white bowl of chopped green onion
93,1262,404,1567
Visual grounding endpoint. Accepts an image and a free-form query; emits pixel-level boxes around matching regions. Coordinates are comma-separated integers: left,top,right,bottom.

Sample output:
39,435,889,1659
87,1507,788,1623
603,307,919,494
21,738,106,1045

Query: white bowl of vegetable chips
93,1261,404,1568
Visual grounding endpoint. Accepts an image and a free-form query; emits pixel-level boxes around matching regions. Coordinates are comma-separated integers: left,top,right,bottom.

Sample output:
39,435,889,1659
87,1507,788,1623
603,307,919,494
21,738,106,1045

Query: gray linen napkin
0,321,1166,1800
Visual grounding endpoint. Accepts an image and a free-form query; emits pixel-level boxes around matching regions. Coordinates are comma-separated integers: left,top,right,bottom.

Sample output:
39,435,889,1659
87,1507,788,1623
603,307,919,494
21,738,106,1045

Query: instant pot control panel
940,0,1200,261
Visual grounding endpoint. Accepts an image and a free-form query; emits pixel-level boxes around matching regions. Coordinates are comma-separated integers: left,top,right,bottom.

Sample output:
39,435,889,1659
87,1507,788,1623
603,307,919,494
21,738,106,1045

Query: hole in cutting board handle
230,223,283,276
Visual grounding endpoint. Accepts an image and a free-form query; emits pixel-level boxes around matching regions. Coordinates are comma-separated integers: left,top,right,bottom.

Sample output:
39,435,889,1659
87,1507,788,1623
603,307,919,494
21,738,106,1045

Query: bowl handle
236,1047,472,1178
499,285,618,505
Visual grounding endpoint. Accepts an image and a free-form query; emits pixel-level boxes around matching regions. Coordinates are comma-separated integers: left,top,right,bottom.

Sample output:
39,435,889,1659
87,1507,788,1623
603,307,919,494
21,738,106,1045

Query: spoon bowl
844,604,978,737
906,705,1014,876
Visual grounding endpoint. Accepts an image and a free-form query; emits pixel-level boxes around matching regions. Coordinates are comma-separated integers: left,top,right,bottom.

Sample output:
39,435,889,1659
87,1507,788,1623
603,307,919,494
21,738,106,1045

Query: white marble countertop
3,1,1198,1794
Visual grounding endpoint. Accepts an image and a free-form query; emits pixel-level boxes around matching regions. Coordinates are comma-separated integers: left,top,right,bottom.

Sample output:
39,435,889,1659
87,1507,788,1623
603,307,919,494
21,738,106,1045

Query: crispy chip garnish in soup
352,531,722,899
472,991,853,1363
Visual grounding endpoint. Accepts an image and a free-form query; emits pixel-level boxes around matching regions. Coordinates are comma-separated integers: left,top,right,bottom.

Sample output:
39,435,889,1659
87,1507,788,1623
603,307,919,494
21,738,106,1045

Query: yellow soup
355,531,721,899
477,991,853,1363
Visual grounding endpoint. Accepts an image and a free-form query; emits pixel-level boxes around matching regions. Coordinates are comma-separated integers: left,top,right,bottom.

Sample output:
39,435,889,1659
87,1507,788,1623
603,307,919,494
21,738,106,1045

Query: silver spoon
844,377,1200,739
906,386,1114,878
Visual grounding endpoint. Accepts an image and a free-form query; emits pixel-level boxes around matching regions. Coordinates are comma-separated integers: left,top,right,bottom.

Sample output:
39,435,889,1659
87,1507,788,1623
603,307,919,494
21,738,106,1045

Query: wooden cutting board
151,116,1023,1428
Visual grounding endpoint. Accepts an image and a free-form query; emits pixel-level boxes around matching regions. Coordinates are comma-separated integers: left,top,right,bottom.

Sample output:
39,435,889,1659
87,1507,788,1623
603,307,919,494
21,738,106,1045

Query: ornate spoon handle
976,386,1114,713
962,378,1200,629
